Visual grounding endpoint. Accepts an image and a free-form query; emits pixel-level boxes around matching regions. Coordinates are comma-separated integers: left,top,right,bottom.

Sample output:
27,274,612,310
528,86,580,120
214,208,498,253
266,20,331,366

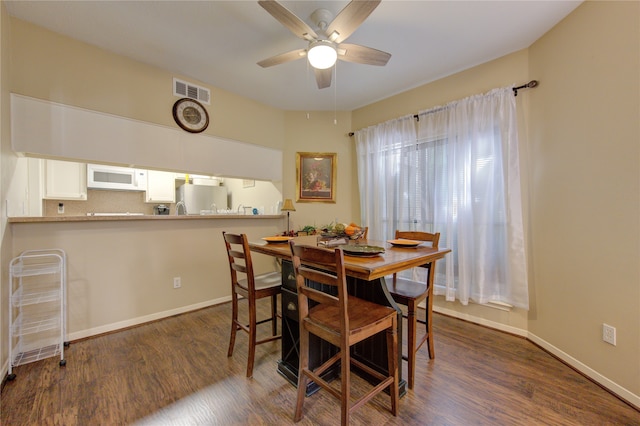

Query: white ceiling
5,1,582,111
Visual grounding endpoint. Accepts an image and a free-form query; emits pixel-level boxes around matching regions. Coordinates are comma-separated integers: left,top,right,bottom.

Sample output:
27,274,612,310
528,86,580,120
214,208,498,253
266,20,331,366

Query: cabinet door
145,170,176,203
44,160,87,200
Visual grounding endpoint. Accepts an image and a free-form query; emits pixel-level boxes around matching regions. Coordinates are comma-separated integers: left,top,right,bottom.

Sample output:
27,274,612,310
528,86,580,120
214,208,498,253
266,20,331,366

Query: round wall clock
172,98,209,133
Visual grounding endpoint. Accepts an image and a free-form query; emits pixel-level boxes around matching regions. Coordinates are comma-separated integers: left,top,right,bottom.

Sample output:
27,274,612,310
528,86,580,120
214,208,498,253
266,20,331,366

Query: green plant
319,222,334,232
299,225,317,235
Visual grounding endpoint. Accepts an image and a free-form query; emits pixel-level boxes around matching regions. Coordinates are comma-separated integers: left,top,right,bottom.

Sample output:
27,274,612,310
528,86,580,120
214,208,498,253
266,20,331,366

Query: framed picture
296,152,336,203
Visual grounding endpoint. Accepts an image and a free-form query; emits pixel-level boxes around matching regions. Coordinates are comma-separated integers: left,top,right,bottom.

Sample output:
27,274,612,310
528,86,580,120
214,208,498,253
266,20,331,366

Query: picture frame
296,152,336,203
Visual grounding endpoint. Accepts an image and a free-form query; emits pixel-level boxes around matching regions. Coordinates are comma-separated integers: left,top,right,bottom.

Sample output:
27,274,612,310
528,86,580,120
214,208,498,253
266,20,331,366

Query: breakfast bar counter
9,214,284,344
8,214,282,223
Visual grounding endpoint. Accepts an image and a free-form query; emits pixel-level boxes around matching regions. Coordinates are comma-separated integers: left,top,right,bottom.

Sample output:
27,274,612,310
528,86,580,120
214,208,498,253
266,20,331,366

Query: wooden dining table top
249,235,451,281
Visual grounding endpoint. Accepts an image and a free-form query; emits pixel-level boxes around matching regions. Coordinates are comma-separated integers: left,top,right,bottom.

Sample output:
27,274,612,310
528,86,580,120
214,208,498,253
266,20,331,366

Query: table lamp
281,199,296,235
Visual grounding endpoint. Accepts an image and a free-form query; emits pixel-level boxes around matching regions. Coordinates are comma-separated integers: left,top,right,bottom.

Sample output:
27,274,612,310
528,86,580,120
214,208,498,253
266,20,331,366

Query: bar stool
289,240,399,426
387,230,440,389
222,231,281,377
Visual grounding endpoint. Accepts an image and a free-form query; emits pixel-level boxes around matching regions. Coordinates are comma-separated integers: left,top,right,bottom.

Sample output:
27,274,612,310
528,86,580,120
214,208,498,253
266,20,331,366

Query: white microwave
87,164,147,191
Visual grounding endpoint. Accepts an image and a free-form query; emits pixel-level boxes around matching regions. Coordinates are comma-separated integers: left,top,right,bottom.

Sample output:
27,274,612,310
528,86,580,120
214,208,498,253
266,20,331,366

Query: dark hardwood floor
2,299,638,425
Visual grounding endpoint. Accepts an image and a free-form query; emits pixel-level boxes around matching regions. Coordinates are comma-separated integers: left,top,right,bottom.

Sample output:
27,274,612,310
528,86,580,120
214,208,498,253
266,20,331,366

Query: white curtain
355,87,528,309
355,115,417,237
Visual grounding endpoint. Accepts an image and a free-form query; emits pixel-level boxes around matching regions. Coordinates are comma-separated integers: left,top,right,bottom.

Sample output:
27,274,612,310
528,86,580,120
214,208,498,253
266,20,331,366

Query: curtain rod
513,80,538,96
348,80,539,137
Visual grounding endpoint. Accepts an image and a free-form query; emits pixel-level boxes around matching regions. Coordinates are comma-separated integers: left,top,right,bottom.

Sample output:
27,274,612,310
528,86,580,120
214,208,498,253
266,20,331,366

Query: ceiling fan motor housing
310,8,333,32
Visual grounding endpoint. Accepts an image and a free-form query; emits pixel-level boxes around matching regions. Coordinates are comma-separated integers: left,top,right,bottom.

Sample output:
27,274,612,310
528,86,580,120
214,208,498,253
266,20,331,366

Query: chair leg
294,328,310,422
271,294,278,336
341,348,351,426
227,292,238,357
406,300,418,389
426,294,435,359
387,324,399,416
246,298,257,377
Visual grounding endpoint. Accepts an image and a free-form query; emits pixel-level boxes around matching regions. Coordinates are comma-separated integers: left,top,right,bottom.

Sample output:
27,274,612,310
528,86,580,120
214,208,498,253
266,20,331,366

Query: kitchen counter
8,214,283,223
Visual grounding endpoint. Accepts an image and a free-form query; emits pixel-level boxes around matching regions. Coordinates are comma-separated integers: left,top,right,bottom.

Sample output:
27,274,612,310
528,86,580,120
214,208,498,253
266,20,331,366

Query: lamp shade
307,40,337,70
281,199,296,212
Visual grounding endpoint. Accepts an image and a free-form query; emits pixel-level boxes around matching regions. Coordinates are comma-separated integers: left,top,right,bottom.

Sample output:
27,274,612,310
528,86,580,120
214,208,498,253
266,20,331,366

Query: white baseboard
434,305,527,337
527,332,640,409
434,306,640,410
67,296,231,341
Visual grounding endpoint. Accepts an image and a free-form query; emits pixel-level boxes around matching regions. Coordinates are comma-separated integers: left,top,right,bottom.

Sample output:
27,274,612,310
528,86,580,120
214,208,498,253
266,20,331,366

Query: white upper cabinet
145,170,176,203
44,160,87,200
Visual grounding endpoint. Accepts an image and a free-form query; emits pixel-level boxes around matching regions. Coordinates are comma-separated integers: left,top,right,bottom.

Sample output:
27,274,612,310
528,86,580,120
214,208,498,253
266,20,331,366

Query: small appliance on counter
153,204,170,215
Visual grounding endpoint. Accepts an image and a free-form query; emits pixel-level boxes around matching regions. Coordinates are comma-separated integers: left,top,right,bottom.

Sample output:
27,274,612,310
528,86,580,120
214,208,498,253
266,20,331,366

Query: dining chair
222,231,281,377
387,230,440,389
289,240,399,426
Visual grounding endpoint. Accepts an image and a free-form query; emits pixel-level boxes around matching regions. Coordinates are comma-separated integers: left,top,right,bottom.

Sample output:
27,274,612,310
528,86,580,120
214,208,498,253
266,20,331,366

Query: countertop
8,214,283,223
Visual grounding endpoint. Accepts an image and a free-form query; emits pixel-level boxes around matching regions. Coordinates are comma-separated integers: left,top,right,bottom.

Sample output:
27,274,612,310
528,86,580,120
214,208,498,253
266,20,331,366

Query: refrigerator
176,183,227,214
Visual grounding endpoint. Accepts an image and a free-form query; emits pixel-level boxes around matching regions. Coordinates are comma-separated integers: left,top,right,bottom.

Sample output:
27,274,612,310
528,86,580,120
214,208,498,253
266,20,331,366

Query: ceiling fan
257,0,391,89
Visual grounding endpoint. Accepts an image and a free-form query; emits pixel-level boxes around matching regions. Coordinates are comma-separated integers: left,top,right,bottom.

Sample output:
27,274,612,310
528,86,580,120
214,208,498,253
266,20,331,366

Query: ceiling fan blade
326,0,381,44
315,68,332,89
337,43,391,66
258,0,318,41
257,48,307,68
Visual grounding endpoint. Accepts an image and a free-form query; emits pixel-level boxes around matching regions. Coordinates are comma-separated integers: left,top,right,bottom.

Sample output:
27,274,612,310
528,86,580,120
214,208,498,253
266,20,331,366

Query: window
355,87,528,309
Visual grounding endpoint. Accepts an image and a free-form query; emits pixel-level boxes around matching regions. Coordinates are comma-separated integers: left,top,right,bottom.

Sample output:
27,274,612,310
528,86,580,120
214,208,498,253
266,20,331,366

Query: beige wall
282,110,358,231
527,1,639,397
352,49,530,130
0,0,14,375
9,18,285,154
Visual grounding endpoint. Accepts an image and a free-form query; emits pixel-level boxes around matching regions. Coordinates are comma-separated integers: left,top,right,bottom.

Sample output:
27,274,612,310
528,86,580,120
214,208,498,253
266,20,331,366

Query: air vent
173,78,210,105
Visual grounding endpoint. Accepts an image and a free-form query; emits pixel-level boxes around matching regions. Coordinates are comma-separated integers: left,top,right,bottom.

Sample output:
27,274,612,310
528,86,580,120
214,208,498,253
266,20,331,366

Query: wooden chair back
396,230,439,248
289,242,348,340
222,231,281,377
361,226,368,239
393,230,439,283
223,231,256,295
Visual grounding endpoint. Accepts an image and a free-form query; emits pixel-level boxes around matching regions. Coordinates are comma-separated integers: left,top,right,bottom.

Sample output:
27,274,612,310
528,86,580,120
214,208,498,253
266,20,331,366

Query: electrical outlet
602,323,616,346
173,277,181,289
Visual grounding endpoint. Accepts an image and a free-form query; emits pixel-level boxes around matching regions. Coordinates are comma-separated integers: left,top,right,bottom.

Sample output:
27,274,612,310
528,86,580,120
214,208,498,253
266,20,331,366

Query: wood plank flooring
2,299,638,425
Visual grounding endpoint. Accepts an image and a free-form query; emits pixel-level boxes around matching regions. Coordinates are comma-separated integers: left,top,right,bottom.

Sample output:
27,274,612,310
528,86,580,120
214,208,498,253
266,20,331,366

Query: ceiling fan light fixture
307,40,337,69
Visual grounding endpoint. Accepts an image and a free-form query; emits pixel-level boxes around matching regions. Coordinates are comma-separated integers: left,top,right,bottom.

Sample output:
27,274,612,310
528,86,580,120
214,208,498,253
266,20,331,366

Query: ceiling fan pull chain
334,65,338,125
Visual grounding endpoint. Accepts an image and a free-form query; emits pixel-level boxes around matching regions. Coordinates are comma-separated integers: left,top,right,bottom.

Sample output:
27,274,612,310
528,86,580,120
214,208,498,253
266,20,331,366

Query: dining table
249,234,451,397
